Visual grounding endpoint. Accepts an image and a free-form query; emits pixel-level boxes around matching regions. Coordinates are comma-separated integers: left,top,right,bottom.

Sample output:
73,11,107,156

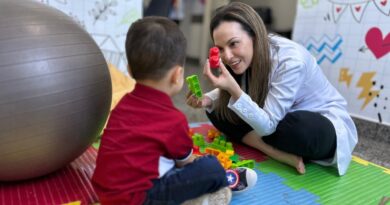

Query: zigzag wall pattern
301,34,343,64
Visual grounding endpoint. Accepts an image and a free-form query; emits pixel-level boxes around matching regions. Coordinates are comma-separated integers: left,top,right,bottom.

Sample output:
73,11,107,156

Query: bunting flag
350,1,370,22
332,3,348,23
373,0,390,15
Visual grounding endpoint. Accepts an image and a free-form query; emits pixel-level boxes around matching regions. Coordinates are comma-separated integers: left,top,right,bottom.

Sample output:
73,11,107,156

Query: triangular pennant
373,0,390,15
350,2,370,22
332,3,348,23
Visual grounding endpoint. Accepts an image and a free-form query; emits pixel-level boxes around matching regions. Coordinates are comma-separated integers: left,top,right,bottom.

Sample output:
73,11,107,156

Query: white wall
182,0,229,63
232,0,298,32
184,0,298,62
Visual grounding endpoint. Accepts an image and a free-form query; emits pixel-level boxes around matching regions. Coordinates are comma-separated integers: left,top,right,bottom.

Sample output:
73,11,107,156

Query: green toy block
186,75,202,98
231,159,255,169
229,154,240,163
209,138,227,152
192,133,205,147
208,136,234,153
226,142,233,151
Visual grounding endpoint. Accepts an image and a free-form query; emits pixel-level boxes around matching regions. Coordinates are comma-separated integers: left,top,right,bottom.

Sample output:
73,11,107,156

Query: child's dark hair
125,16,187,80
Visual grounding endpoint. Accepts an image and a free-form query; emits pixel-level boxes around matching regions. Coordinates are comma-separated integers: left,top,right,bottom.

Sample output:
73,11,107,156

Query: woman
186,2,357,175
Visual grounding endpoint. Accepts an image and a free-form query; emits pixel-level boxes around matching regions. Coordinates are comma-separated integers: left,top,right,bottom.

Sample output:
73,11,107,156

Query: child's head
125,16,187,83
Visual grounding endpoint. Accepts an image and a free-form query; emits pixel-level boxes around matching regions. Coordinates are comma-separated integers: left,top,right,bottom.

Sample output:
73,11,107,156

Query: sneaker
226,167,257,193
181,187,232,205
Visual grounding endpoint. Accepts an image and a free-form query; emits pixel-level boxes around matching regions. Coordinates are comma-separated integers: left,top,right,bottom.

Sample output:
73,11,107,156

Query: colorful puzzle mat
190,123,390,205
1,122,389,205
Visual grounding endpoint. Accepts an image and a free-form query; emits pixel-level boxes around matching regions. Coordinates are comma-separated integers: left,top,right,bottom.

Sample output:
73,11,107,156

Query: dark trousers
143,155,228,205
206,110,336,160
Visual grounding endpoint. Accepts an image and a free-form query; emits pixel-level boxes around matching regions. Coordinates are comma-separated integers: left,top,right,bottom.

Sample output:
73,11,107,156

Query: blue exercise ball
0,0,112,181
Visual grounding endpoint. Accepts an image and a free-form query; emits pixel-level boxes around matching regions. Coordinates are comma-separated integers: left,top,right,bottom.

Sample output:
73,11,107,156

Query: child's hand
186,92,212,109
203,59,242,100
175,154,198,167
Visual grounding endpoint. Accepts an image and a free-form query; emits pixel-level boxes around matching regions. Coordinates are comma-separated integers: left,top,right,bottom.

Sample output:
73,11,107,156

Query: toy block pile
190,129,255,169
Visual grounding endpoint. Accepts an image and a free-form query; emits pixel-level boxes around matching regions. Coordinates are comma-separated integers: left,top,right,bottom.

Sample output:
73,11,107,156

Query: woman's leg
144,155,228,205
262,111,337,160
256,110,337,174
207,110,336,174
207,110,305,173
242,131,306,174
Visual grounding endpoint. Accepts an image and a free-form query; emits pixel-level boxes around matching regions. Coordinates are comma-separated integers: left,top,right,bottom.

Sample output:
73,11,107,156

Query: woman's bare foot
268,146,306,174
242,131,306,174
296,157,305,174
297,157,305,174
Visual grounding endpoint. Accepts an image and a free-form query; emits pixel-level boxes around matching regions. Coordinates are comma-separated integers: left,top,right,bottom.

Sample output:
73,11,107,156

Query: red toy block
188,128,194,138
209,47,220,69
193,146,202,156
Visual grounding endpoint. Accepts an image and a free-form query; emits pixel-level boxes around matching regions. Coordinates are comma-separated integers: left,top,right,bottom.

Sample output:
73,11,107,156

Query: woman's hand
203,59,242,100
186,91,212,109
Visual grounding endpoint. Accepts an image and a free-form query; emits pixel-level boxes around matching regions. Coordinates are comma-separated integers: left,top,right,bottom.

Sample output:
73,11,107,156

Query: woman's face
212,21,254,75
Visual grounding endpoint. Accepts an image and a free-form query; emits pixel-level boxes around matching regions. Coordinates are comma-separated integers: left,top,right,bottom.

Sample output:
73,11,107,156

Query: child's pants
143,155,228,205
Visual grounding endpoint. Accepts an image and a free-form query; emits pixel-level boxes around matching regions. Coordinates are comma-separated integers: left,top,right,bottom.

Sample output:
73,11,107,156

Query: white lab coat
205,35,358,176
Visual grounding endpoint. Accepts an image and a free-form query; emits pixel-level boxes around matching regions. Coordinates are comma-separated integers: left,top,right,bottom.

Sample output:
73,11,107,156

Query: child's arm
175,153,197,168
175,150,197,167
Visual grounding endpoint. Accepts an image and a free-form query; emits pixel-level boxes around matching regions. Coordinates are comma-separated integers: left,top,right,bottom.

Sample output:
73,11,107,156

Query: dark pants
143,155,228,205
206,110,336,160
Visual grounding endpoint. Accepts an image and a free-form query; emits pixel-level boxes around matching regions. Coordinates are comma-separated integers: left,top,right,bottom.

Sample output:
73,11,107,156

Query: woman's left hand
203,59,242,100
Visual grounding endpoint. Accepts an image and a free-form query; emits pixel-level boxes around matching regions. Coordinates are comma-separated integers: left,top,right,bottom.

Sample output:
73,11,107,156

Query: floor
1,59,388,204
173,60,390,169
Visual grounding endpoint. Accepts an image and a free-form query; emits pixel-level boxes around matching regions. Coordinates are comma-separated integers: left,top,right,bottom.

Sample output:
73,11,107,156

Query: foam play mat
1,122,389,205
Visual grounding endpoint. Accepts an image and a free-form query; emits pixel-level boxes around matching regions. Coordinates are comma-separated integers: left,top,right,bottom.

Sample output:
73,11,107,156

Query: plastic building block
209,47,220,68
217,152,233,169
209,136,231,152
229,154,240,163
207,128,221,140
225,149,234,157
192,133,205,147
62,201,81,205
193,146,203,156
190,127,241,169
226,142,233,151
188,128,194,138
204,147,221,156
231,159,255,169
186,75,202,98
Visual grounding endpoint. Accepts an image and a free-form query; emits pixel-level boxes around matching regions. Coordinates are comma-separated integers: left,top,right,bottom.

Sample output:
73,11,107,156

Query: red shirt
92,83,193,205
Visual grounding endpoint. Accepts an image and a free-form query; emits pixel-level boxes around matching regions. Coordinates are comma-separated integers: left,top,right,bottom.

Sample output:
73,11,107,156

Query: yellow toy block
62,201,81,205
205,147,220,156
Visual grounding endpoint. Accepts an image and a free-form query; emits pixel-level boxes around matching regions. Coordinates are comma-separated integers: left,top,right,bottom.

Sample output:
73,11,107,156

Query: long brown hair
210,2,273,124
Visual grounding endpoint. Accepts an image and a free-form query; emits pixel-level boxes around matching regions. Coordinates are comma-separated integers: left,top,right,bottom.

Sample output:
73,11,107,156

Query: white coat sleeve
227,60,307,136
204,88,219,113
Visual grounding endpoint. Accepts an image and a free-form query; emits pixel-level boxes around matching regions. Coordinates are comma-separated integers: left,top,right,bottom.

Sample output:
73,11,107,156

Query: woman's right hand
186,91,212,109
203,59,242,100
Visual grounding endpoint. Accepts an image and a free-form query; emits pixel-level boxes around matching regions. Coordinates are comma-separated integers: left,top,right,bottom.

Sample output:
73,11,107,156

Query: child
92,16,256,205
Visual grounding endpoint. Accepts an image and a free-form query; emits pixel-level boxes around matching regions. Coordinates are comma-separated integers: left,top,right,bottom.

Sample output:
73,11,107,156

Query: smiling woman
186,2,358,176
212,21,254,75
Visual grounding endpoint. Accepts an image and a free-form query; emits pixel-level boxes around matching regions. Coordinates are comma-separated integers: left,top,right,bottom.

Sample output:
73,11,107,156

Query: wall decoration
294,0,390,124
39,0,142,74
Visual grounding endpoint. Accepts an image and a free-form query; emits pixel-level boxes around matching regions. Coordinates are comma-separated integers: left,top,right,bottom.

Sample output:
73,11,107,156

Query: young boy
92,17,256,205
